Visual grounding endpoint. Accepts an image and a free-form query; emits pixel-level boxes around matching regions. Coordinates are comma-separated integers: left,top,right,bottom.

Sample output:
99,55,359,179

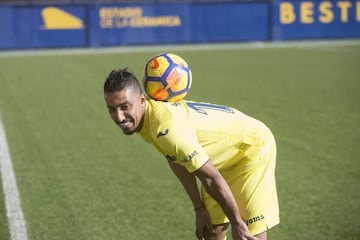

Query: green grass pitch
0,41,359,239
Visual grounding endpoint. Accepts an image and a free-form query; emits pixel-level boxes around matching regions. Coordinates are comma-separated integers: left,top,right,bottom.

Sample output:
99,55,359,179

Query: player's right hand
195,207,213,240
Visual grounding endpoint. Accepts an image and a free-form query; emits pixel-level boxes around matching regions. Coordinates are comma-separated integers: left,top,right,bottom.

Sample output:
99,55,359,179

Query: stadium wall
0,0,359,49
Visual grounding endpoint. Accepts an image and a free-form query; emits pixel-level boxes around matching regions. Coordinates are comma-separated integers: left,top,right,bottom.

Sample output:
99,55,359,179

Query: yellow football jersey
138,98,274,173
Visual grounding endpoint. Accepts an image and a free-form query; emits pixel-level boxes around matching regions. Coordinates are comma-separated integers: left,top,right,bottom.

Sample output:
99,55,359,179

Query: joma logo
245,215,265,225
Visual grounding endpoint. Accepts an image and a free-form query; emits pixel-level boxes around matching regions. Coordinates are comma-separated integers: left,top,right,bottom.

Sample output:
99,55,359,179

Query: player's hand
195,207,213,240
231,221,259,240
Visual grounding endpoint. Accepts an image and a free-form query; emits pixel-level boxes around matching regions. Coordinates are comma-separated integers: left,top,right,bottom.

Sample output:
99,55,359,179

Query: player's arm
194,160,257,240
167,160,202,208
167,160,213,239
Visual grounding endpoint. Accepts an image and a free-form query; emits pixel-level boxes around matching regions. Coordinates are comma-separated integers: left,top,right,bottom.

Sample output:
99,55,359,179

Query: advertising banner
89,2,270,47
0,5,86,49
273,0,360,40
0,1,359,49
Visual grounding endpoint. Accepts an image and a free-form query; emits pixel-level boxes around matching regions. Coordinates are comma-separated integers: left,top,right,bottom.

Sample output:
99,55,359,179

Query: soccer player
103,68,279,240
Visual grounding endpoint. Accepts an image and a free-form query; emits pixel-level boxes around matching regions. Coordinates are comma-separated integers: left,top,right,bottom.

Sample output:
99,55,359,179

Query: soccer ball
142,53,192,102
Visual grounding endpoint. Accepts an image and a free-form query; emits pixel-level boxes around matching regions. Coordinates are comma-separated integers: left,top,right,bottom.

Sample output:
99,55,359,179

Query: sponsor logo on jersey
181,150,198,163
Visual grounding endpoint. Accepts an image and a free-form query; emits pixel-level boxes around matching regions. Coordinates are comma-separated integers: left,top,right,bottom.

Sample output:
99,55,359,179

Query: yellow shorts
201,140,279,235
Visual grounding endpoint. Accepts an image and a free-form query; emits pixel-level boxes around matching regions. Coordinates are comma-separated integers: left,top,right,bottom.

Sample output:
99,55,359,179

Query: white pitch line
0,116,29,240
0,39,359,58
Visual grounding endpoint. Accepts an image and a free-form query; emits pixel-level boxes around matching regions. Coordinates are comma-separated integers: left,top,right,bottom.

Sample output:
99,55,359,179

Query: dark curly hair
103,68,143,94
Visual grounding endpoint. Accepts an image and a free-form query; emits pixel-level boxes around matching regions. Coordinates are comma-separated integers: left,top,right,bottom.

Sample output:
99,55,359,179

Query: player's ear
140,92,146,105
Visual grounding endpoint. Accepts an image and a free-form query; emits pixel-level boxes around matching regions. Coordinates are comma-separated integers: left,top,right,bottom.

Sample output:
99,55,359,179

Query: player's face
104,88,146,135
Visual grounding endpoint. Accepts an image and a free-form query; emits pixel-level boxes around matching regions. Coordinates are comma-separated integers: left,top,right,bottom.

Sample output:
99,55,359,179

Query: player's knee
204,223,229,240
255,231,267,240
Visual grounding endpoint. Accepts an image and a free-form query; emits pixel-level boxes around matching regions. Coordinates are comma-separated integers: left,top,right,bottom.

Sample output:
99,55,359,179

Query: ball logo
151,57,160,69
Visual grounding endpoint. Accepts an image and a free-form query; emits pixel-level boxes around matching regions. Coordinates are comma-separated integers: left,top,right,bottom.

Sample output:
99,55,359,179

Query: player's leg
255,231,267,240
200,157,275,239
220,139,279,236
201,140,278,238
200,188,230,239
203,223,229,240
203,224,266,240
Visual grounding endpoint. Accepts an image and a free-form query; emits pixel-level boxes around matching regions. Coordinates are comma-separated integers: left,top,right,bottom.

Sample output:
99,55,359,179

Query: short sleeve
154,119,209,173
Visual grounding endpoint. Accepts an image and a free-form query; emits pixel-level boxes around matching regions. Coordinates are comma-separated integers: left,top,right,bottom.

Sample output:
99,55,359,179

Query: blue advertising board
0,6,14,48
89,2,270,47
0,1,359,49
0,5,86,49
272,0,360,40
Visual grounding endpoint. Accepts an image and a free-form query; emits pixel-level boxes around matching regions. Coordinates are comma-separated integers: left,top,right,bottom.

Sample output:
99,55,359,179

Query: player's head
104,68,146,135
